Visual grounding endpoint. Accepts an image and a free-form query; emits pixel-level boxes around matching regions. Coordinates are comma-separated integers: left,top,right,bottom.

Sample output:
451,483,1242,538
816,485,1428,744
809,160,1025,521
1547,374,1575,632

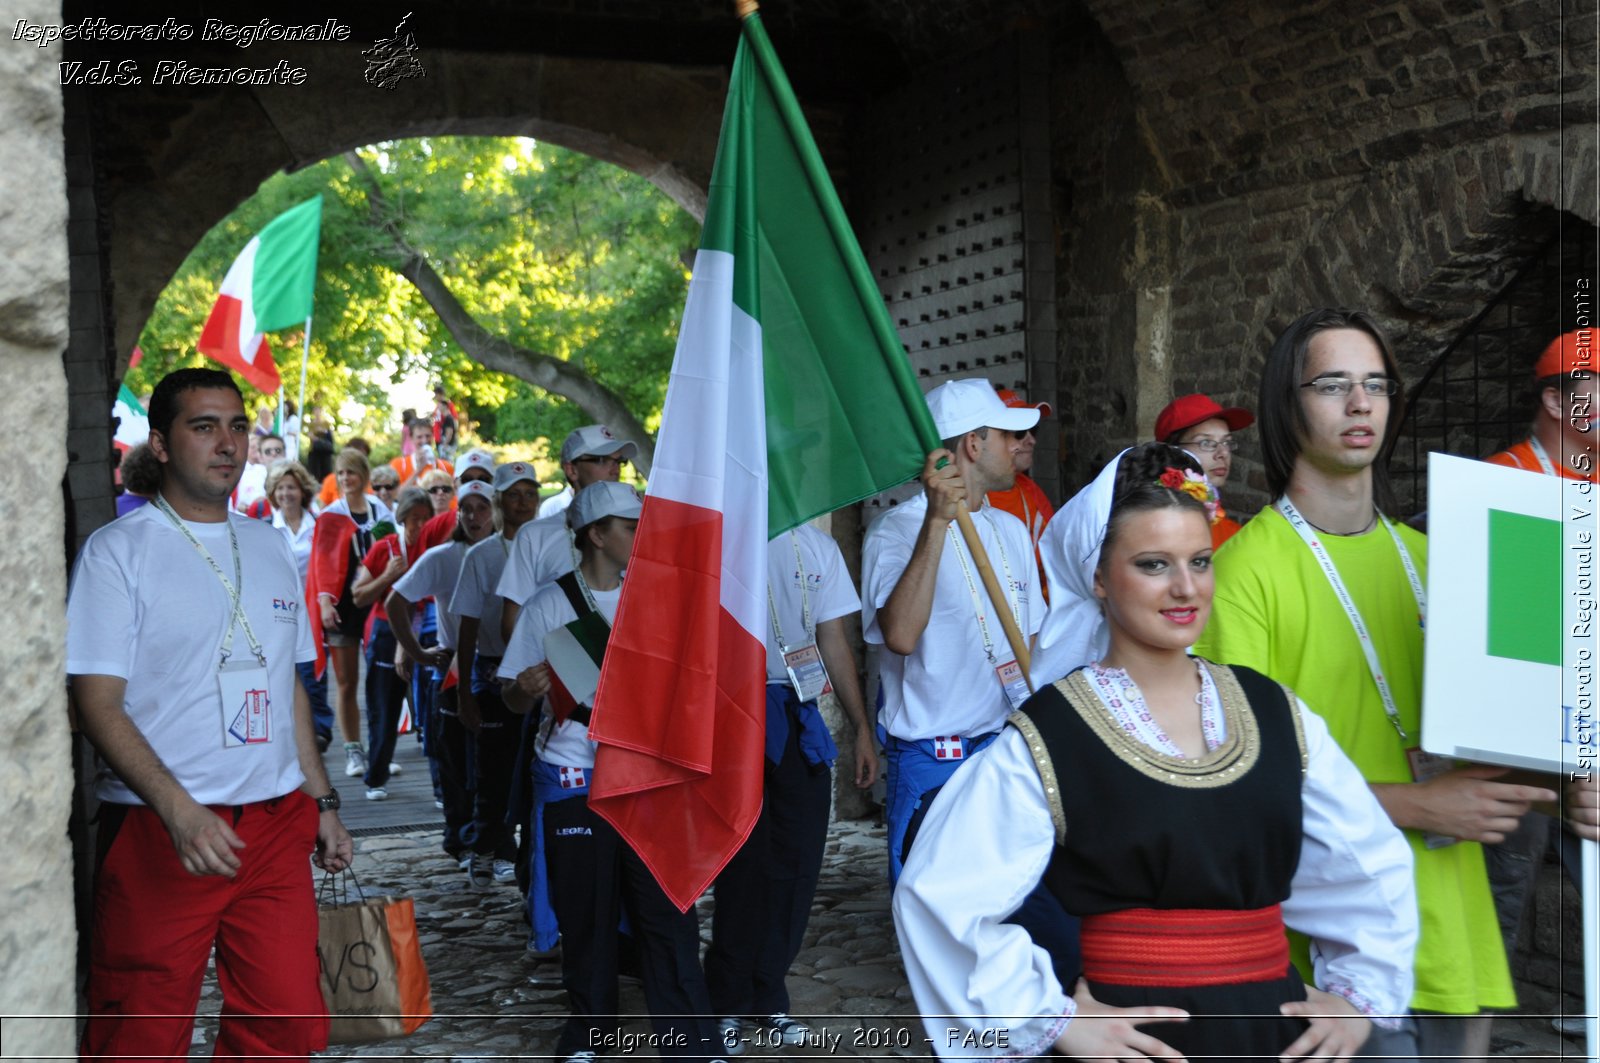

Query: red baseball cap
1154,393,1255,441
995,388,1053,418
1534,330,1596,380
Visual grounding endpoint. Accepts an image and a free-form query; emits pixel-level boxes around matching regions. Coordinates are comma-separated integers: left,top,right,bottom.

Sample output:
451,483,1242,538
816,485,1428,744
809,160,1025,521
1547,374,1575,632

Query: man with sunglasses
1197,307,1581,1060
498,425,639,643
985,389,1056,585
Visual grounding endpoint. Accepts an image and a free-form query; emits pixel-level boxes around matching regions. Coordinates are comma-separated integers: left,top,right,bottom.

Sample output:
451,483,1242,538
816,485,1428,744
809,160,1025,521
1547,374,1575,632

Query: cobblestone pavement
178,811,1592,1061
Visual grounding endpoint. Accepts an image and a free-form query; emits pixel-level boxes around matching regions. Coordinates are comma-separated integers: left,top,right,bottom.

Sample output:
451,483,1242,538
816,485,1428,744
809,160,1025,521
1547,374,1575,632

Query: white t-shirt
449,532,515,658
233,462,268,512
393,540,470,651
495,514,577,609
498,578,621,769
272,508,317,584
861,495,1042,740
537,485,573,520
765,526,860,682
66,505,316,805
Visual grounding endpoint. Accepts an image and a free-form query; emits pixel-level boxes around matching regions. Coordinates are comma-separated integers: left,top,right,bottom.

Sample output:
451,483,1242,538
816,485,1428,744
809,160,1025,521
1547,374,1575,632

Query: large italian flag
197,195,322,395
587,11,942,911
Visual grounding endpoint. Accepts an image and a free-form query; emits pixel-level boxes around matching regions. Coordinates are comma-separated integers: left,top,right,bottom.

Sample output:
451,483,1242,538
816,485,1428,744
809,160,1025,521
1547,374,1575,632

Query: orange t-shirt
1211,513,1243,549
988,472,1056,600
390,454,455,484
1485,439,1597,481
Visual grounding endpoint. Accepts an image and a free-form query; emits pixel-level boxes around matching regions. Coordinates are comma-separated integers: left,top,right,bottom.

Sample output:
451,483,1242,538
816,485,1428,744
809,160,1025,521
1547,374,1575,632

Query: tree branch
343,150,656,475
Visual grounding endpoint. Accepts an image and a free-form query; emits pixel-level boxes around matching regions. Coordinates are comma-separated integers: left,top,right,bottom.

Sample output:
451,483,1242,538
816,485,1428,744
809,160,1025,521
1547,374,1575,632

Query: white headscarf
1029,449,1129,686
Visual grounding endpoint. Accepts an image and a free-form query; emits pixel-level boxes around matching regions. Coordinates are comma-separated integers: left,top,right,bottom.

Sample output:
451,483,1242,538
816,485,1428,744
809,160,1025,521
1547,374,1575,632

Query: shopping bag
317,869,433,1044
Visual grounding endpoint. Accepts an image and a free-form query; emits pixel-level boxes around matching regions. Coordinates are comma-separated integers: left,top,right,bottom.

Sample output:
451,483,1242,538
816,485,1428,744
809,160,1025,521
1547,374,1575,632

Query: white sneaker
718,1016,746,1056
466,854,494,888
492,859,517,884
765,1014,810,1046
344,744,366,777
364,787,387,801
389,761,402,775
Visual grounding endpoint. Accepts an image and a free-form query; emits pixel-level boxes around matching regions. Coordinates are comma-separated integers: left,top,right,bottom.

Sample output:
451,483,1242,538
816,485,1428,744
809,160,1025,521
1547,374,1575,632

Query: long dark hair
1102,443,1210,561
1258,308,1406,510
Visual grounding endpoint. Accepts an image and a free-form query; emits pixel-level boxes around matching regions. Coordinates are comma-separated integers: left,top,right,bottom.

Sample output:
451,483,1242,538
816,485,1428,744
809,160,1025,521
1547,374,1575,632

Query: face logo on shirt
272,597,300,623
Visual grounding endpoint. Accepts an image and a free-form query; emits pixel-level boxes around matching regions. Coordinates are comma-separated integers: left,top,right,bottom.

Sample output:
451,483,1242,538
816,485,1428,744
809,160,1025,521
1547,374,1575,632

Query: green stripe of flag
250,196,322,330
1486,508,1561,666
700,13,943,536
565,611,611,667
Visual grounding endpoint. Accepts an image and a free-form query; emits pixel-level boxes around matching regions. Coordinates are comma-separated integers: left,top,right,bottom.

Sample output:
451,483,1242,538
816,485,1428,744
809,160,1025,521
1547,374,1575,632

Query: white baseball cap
925,378,1040,439
456,480,494,504
456,448,496,479
560,424,639,464
493,461,539,492
569,481,643,529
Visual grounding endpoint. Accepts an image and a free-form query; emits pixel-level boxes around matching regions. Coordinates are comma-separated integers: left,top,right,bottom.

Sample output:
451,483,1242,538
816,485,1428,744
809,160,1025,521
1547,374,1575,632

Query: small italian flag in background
197,195,322,395
1487,509,1562,666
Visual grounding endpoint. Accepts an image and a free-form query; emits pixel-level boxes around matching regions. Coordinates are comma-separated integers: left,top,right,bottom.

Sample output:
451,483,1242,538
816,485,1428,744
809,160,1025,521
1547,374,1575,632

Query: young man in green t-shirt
1196,307,1579,1060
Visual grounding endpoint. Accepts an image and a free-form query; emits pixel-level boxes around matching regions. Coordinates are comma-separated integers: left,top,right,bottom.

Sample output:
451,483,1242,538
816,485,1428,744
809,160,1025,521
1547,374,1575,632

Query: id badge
1406,746,1459,849
782,642,832,702
218,659,272,748
996,658,1031,711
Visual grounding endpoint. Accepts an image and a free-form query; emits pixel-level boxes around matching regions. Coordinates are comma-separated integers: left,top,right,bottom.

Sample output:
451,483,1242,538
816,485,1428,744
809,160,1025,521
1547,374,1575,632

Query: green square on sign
1486,508,1562,666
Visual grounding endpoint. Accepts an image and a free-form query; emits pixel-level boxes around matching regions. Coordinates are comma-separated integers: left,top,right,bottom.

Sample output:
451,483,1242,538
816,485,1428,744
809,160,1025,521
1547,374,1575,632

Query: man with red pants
67,367,353,1061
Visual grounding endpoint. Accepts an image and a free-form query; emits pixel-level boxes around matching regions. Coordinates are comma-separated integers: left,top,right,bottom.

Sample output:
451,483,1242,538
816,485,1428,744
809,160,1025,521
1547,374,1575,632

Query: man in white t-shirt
497,424,639,644
861,377,1042,883
708,525,880,1052
67,368,352,1060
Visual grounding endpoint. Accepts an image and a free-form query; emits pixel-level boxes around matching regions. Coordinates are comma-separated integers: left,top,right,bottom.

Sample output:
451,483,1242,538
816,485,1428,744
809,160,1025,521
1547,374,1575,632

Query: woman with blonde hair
419,467,456,515
308,447,394,778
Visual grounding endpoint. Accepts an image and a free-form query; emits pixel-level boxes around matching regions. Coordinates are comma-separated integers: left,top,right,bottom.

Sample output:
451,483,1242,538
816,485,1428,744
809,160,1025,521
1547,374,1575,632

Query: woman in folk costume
893,442,1418,1063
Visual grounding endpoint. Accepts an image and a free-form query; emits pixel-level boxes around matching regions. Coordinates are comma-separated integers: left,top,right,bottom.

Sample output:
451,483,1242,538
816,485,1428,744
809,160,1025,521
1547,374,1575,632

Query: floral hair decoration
1159,466,1221,525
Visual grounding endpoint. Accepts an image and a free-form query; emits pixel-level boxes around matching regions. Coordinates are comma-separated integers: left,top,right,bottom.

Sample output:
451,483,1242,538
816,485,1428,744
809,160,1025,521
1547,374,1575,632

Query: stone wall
1051,0,1598,509
0,0,77,1055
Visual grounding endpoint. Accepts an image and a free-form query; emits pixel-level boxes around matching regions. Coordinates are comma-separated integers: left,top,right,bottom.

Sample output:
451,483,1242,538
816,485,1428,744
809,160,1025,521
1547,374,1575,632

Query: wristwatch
316,790,341,812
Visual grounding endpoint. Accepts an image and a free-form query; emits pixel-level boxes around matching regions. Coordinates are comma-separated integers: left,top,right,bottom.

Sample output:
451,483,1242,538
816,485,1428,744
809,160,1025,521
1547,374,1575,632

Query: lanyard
949,509,1021,665
573,560,604,616
152,495,266,667
1528,437,1558,477
1275,497,1425,740
766,530,810,648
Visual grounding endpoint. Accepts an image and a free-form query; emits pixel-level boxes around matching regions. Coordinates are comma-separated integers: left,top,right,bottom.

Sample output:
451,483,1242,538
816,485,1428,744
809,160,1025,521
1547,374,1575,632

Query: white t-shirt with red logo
66,505,316,805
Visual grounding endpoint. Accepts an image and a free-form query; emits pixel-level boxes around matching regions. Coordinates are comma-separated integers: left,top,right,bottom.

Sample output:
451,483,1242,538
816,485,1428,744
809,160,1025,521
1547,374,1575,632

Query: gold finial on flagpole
735,0,759,19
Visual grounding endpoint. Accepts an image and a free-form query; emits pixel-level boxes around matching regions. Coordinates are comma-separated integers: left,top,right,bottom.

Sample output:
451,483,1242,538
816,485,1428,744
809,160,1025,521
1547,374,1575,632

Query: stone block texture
0,0,76,1055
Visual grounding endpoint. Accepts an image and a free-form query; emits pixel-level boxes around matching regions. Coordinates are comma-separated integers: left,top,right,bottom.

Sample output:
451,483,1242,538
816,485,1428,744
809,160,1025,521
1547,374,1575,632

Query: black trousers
469,681,518,860
705,695,832,1018
430,684,475,858
544,793,715,1059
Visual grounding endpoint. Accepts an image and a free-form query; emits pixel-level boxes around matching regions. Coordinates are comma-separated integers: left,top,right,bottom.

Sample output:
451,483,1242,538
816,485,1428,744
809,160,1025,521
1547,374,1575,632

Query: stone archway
95,45,731,370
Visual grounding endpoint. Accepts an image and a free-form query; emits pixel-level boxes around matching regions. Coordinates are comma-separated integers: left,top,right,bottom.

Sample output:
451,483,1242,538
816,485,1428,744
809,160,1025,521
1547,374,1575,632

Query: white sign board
1421,452,1596,775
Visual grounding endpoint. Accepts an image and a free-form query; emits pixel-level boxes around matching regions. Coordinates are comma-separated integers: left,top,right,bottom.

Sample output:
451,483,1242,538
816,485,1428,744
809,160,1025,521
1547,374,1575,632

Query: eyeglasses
1299,377,1400,398
501,488,541,504
372,482,398,492
1011,428,1036,441
427,485,454,495
1179,436,1234,453
574,454,625,467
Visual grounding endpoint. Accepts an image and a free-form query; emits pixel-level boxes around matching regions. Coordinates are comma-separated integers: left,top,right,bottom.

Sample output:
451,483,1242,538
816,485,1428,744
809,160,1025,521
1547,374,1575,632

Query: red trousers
81,792,329,1061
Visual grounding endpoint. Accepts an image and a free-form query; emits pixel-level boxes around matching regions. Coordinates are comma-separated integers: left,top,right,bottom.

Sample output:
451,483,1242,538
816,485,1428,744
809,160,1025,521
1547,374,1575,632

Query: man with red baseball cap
1154,393,1256,547
1484,329,1596,480
986,388,1056,593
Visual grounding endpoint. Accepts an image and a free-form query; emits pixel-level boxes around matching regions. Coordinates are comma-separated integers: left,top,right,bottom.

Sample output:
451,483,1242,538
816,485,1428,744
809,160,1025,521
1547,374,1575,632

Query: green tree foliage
134,137,697,459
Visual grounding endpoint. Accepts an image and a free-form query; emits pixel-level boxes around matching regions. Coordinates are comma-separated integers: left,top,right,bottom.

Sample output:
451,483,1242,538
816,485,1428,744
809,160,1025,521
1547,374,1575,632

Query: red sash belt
1080,905,1289,987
